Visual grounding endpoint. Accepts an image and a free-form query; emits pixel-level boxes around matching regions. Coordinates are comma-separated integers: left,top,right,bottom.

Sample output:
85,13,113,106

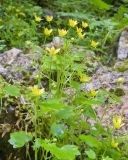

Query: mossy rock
114,87,125,96
114,60,128,72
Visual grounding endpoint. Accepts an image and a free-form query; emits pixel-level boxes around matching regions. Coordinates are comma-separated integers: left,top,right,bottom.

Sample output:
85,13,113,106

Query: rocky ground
83,29,128,134
0,30,128,159
0,32,128,131
83,65,128,134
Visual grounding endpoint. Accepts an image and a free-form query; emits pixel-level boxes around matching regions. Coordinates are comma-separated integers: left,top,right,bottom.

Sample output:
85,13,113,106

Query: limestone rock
82,65,128,134
46,36,64,48
117,30,128,60
0,48,22,65
0,48,37,82
82,66,128,91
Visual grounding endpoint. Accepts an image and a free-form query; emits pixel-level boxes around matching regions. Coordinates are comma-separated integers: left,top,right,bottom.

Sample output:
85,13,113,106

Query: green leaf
102,156,113,160
4,85,20,96
83,105,97,119
35,139,80,160
56,107,74,119
58,145,80,160
91,0,111,10
92,123,108,136
85,149,96,159
79,135,100,148
70,81,81,90
97,89,121,104
9,131,33,148
109,149,121,160
38,98,66,113
75,95,101,106
51,123,65,137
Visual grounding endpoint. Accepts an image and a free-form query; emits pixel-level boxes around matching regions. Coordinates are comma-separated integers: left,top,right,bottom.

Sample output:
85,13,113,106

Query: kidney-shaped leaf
9,131,33,148
51,123,65,137
59,145,80,160
38,139,80,160
80,134,100,148
4,85,20,96
85,149,96,159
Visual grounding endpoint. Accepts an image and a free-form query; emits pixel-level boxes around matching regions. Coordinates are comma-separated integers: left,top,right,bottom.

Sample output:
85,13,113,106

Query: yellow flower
47,47,60,55
44,28,53,36
35,15,42,22
111,139,118,148
58,29,68,37
117,77,124,84
45,15,53,22
90,90,98,97
82,21,88,28
113,116,124,129
79,74,91,83
69,19,77,27
91,41,99,48
78,32,85,39
31,86,44,97
76,27,82,33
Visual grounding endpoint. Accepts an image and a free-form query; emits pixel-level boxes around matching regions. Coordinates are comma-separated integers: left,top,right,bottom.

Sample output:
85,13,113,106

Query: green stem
44,36,47,46
34,98,38,160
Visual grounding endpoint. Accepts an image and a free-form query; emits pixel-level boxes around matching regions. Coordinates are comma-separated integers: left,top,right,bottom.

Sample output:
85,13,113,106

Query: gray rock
46,36,64,48
0,48,22,65
0,48,38,82
53,36,64,48
82,65,128,134
82,66,128,91
0,64,7,74
117,30,128,60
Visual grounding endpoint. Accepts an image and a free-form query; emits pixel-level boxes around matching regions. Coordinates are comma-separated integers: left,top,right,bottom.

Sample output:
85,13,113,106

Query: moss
114,60,128,72
114,88,125,96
